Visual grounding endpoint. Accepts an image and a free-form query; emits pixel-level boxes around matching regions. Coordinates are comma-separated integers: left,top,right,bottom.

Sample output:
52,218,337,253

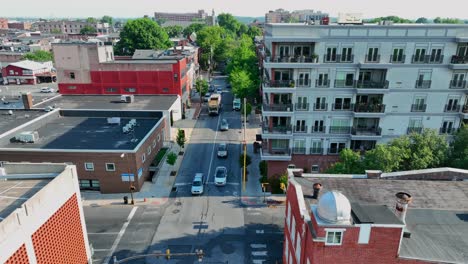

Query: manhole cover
173,209,180,214
175,201,182,206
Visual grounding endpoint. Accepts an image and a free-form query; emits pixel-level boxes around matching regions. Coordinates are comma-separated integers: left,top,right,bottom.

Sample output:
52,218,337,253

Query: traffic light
166,249,171,259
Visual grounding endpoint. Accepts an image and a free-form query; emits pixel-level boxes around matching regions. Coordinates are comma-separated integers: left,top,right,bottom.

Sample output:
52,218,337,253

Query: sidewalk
81,106,200,206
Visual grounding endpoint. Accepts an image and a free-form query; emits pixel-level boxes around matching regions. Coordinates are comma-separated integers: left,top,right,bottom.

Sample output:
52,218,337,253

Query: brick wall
268,154,339,177
5,244,29,264
382,169,468,181
32,194,87,264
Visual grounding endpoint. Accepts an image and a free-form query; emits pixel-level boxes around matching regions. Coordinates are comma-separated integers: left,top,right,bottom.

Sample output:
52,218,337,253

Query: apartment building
154,9,216,27
260,23,468,176
35,20,109,34
265,9,291,23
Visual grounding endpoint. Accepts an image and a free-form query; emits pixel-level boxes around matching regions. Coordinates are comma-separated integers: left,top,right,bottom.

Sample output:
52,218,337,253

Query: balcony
329,126,351,134
334,80,356,88
309,147,323,154
332,103,353,111
263,103,293,112
295,103,309,111
450,55,468,64
260,147,292,161
412,55,444,64
313,103,328,111
365,54,381,63
327,148,344,155
449,80,467,89
296,79,312,88
351,127,382,136
415,80,431,89
262,123,292,134
293,126,308,134
407,127,423,134
323,54,354,63
311,126,326,133
355,80,389,89
411,104,427,112
269,55,318,63
439,127,458,135
263,79,294,88
354,103,386,113
444,104,461,112
292,147,306,154
315,79,330,88
389,55,406,63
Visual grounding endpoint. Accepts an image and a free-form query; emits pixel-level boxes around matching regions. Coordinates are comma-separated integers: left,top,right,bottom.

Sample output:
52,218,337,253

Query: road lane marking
250,244,267,249
252,251,268,256
256,230,264,234
92,249,111,252
87,232,119,235
252,260,266,264
174,182,192,186
207,113,221,183
103,206,138,264
248,212,261,216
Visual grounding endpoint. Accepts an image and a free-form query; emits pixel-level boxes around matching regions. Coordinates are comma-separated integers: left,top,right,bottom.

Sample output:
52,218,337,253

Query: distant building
34,20,109,34
291,9,329,23
0,162,92,263
7,21,32,30
154,9,216,27
284,168,468,264
265,9,291,23
0,18,8,29
1,60,56,85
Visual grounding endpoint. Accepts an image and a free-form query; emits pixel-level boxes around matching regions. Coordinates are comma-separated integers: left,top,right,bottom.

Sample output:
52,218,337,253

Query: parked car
40,87,55,93
216,87,223,93
191,173,204,195
209,85,215,92
214,166,227,186
203,92,211,102
217,143,228,158
220,119,229,131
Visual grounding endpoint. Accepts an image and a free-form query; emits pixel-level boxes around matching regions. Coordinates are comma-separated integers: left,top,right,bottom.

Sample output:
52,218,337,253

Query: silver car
217,143,228,158
191,173,204,195
214,166,227,186
220,119,229,131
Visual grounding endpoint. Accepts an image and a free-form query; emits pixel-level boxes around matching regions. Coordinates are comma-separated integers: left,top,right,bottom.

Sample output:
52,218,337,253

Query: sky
1,0,467,19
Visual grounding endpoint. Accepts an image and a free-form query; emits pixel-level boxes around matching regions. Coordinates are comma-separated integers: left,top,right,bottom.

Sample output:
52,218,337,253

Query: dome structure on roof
317,191,351,224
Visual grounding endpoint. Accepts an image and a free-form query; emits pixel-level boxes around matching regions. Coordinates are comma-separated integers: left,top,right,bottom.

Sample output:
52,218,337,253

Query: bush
259,160,267,177
238,153,251,167
152,147,168,166
166,152,177,165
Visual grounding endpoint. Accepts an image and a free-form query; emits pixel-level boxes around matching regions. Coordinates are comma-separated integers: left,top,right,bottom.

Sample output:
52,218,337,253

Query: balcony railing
450,55,468,64
407,127,423,134
389,55,406,63
292,147,306,154
411,104,427,112
313,103,328,111
439,127,458,135
309,147,323,154
295,103,309,111
449,80,467,89
351,127,382,136
327,148,344,155
324,54,354,63
365,54,381,63
262,124,292,134
261,147,292,157
329,126,351,134
263,103,293,112
296,79,312,88
293,126,308,133
354,103,386,113
315,79,330,88
412,55,444,64
270,56,318,63
415,80,432,89
332,103,353,111
334,80,356,88
444,104,461,112
264,79,294,88
311,126,326,133
355,80,389,89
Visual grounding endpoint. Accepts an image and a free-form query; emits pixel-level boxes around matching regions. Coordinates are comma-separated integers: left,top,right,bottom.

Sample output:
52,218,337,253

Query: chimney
312,183,322,199
394,192,412,224
366,170,382,179
21,92,33,109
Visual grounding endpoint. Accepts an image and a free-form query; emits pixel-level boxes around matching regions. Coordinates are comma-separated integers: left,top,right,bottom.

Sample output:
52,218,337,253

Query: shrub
166,152,177,165
238,153,251,167
152,147,168,166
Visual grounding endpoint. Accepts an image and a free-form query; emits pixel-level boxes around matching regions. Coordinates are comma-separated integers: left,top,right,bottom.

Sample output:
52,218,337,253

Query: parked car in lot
219,119,229,131
217,143,228,158
203,92,211,102
214,166,227,186
191,173,204,195
40,87,55,93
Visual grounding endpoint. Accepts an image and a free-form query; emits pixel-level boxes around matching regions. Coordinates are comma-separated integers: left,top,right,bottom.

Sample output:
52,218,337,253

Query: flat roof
0,179,51,222
36,95,178,111
0,110,46,135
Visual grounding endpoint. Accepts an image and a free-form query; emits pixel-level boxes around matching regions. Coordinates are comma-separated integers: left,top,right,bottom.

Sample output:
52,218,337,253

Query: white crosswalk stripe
252,260,266,264
250,244,267,249
252,251,268,256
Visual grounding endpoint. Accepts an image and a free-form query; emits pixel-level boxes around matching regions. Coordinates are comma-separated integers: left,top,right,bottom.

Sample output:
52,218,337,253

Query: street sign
121,173,135,182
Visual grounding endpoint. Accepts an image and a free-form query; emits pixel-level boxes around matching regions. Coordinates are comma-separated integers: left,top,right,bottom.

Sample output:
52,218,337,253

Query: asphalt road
0,83,59,108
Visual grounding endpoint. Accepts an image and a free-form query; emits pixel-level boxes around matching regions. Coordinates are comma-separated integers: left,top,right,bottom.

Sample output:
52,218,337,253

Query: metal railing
356,80,389,89
411,104,427,112
315,79,330,88
334,79,356,88
450,55,468,64
270,55,318,63
261,147,292,157
439,127,458,135
351,127,382,136
365,54,381,63
263,79,294,88
262,123,292,134
295,103,309,111
263,103,293,112
313,103,328,111
407,127,423,134
292,147,306,154
415,80,432,89
329,126,351,134
296,79,312,87
327,148,344,155
293,126,308,133
323,54,354,63
444,104,461,112
311,126,326,133
463,105,468,113
354,103,386,113
309,147,323,154
389,55,406,63
332,103,353,111
412,55,444,64
449,80,466,89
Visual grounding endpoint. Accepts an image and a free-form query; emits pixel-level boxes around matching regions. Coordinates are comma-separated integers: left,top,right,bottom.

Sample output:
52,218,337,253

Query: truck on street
208,94,221,115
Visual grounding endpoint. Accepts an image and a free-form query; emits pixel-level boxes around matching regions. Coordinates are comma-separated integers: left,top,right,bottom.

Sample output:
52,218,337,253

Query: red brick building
284,168,468,264
52,42,199,110
0,18,8,29
1,60,55,85
7,21,32,30
0,162,91,263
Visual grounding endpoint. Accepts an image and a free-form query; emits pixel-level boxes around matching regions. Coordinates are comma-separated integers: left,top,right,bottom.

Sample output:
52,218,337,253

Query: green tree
368,16,413,24
326,149,364,174
197,26,226,69
415,17,428,23
86,17,97,23
229,69,254,99
166,152,177,165
182,23,206,37
241,102,252,116
22,50,53,62
101,16,113,25
195,78,209,96
433,17,462,24
448,125,468,169
247,26,262,38
217,13,241,35
115,18,172,55
176,129,186,149
80,25,97,35
363,145,403,172
155,18,167,26
163,25,183,38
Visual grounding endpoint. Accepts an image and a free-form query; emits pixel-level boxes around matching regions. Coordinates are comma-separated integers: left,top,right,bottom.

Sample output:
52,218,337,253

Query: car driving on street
191,173,204,195
40,87,55,93
220,119,229,131
214,166,227,186
217,143,228,158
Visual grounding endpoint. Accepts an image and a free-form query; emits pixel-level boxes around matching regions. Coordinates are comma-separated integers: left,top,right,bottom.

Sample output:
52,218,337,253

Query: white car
214,166,227,186
217,143,228,158
40,87,55,93
191,173,204,195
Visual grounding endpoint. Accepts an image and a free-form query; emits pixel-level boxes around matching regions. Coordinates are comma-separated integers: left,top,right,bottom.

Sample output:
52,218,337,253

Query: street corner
240,196,266,207
143,196,170,206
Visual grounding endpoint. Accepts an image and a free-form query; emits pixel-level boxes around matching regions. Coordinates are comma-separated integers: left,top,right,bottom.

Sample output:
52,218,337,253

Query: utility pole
243,97,247,192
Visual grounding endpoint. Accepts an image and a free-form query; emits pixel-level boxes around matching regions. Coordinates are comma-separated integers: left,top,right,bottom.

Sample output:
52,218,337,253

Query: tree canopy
195,78,209,96
115,18,172,55
80,25,97,35
415,17,428,23
229,69,255,99
101,16,113,25
448,125,468,169
164,25,183,38
22,50,53,62
367,16,414,24
433,17,463,24
217,13,241,36
182,23,206,37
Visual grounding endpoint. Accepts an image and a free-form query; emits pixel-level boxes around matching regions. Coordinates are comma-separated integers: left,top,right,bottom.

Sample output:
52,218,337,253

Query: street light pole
243,97,247,192
120,153,135,205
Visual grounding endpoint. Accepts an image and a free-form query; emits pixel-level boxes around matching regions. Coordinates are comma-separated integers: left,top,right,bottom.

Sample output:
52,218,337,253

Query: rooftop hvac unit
123,125,130,133
129,119,137,126
107,117,121,125
16,131,39,143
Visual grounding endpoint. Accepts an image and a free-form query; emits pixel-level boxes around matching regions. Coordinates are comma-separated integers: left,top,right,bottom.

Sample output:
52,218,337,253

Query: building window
84,162,94,171
9,70,13,75
326,230,343,245
106,163,115,171
68,86,77,90
124,87,136,93
152,139,156,148
69,72,75,79
106,87,117,92
157,134,161,142
142,153,146,163
311,165,319,172
79,180,100,191
147,146,151,155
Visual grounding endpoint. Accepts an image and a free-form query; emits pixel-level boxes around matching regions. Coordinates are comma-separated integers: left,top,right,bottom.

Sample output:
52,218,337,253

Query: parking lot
0,83,59,108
